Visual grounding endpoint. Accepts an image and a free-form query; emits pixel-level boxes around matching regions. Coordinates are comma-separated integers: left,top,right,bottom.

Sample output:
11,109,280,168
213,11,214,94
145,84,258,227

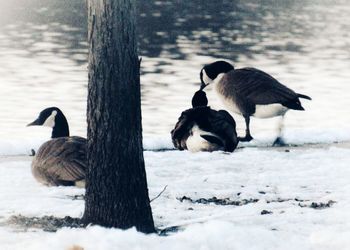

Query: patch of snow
0,161,84,218
144,136,174,151
0,146,350,249
2,221,308,250
0,138,46,156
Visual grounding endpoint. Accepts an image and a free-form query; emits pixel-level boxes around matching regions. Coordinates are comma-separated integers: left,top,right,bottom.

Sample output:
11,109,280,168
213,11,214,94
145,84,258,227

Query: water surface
0,0,349,141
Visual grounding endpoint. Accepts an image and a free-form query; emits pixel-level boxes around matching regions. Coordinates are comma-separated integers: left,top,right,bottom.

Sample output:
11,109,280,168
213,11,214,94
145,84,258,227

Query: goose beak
27,119,40,127
200,82,209,90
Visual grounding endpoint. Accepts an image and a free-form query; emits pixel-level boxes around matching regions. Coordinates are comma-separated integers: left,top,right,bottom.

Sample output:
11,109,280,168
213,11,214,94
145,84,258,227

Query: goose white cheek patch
43,110,57,128
202,69,213,84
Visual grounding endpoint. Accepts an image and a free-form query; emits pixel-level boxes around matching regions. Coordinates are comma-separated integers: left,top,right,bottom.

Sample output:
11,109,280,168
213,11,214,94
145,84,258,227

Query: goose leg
273,115,286,146
238,115,253,142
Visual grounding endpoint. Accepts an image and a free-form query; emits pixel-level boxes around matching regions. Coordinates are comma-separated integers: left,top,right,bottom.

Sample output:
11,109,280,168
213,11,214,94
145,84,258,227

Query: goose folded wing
208,110,238,152
231,68,298,105
47,158,86,183
171,108,196,149
43,137,86,183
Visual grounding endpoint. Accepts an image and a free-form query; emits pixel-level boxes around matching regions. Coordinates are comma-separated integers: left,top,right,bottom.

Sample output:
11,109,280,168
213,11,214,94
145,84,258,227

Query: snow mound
12,221,306,250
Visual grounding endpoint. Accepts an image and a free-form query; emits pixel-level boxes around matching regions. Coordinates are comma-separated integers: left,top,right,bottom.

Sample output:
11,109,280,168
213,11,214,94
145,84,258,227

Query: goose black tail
297,93,312,100
57,180,76,186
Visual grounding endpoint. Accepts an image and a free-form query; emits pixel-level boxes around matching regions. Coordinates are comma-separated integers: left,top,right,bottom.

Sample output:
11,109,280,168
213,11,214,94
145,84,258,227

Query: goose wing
33,136,86,185
228,68,299,105
171,108,197,150
208,110,238,152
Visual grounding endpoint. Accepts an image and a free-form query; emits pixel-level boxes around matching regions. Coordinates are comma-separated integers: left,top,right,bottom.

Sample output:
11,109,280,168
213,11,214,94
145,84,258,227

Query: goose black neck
51,112,70,138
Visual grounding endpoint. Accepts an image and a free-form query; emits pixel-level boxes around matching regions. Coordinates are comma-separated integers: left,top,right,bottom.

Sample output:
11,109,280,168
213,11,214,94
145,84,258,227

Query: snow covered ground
0,132,350,250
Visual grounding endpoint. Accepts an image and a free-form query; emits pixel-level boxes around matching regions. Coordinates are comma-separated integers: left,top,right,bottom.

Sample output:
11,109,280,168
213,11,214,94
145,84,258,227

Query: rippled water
0,0,349,140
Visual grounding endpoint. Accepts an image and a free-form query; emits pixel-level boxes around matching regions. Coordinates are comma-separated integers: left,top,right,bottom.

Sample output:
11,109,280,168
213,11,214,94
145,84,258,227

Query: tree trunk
83,0,155,233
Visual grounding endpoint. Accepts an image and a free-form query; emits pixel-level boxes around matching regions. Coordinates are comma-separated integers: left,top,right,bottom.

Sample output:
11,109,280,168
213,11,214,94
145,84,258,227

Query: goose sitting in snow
27,107,86,187
200,60,312,145
171,89,238,152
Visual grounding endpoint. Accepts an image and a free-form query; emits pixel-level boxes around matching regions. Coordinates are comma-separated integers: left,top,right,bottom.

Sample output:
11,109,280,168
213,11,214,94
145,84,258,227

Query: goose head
27,107,69,138
200,61,234,90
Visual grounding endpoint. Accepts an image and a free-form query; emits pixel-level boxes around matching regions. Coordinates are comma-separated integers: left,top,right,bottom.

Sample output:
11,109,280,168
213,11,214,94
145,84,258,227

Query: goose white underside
186,125,222,152
217,93,288,119
253,104,288,118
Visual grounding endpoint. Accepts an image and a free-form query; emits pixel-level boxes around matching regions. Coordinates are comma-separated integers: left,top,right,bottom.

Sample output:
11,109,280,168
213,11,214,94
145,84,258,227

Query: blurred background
0,0,349,142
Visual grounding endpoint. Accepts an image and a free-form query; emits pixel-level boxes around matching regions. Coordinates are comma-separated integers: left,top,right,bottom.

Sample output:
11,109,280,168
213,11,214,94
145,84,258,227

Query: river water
0,0,349,142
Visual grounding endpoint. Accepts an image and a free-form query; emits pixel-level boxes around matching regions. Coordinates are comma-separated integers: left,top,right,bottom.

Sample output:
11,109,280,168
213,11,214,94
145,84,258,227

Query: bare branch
150,185,168,203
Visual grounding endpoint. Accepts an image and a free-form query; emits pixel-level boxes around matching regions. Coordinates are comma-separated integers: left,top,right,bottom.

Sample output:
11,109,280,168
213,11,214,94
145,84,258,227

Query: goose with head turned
27,107,86,187
171,89,238,153
200,60,311,146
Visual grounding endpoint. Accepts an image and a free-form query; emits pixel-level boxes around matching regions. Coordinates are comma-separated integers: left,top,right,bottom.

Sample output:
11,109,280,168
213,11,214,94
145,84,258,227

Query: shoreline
1,141,349,163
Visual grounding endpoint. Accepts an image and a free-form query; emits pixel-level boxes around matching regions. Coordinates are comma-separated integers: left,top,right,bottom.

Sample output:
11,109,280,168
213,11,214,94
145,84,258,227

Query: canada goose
200,60,311,145
171,90,238,152
27,107,86,187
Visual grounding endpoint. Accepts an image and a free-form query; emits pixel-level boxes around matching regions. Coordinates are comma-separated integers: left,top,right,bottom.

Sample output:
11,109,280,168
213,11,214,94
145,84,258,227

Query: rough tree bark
83,0,155,233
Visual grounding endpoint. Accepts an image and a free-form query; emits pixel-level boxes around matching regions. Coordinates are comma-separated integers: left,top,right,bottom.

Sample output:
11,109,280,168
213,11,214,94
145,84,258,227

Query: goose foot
238,134,253,142
273,137,286,147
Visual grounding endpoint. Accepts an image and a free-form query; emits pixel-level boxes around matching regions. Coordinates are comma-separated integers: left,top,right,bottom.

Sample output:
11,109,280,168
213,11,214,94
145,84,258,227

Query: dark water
0,0,349,139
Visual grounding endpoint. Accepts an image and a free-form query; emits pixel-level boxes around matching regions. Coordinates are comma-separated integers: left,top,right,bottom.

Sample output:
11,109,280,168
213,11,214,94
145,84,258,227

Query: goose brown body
32,136,86,186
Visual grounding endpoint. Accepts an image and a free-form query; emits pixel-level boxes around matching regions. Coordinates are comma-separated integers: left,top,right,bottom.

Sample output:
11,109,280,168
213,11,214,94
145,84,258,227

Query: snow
0,222,305,250
1,139,350,249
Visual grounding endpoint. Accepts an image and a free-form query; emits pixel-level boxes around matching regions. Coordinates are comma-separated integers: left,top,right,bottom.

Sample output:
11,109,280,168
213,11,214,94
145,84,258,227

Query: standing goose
27,107,86,187
171,89,238,152
200,60,311,145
